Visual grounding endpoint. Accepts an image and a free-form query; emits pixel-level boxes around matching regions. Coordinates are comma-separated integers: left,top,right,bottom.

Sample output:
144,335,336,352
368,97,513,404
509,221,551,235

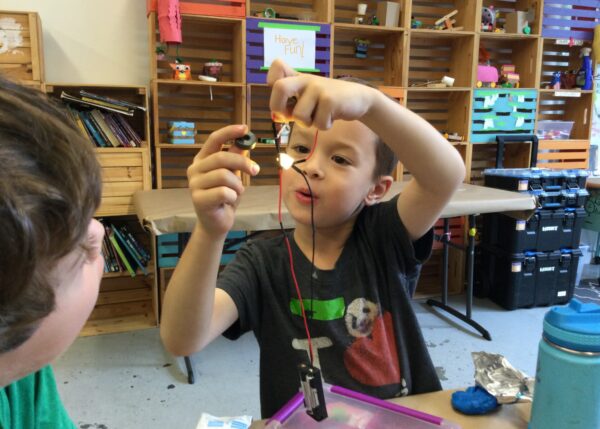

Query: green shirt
0,366,75,429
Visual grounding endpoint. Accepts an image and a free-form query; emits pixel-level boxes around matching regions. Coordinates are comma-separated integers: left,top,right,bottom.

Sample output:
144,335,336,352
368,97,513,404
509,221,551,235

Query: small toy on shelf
355,3,367,24
411,16,422,28
481,6,497,32
202,60,223,81
499,64,520,88
433,10,462,31
411,75,455,88
354,38,370,59
170,62,191,81
505,11,530,34
548,71,562,90
477,65,498,88
168,121,195,144
443,132,464,142
155,44,167,60
561,71,577,89
367,15,380,26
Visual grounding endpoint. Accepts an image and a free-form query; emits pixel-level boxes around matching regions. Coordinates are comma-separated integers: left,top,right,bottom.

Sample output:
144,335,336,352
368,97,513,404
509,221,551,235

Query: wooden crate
146,0,245,18
406,89,471,139
247,84,273,141
537,91,592,140
148,12,245,83
542,0,600,41
333,24,405,86
45,84,152,216
536,139,590,169
478,34,541,88
408,0,478,31
470,141,533,185
82,217,158,336
408,32,474,87
334,0,405,27
248,146,281,185
246,17,331,84
398,142,469,182
155,146,196,189
483,0,543,35
415,246,464,298
153,79,245,146
0,11,44,83
249,0,330,22
540,38,593,88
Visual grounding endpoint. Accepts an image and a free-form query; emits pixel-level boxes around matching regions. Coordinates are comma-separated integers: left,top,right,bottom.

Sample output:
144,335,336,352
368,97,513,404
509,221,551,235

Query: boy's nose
299,156,324,179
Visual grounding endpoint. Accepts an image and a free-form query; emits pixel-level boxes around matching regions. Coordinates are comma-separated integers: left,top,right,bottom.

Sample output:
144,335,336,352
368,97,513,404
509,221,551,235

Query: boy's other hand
187,125,260,238
267,59,377,129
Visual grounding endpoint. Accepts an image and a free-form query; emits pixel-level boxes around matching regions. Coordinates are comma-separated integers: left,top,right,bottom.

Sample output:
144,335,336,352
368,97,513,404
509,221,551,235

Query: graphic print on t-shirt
343,298,402,387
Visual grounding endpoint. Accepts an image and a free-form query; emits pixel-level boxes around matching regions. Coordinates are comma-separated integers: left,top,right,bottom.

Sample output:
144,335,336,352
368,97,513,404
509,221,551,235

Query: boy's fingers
190,168,245,196
270,75,307,120
266,59,298,86
189,151,259,177
196,124,247,160
289,85,320,128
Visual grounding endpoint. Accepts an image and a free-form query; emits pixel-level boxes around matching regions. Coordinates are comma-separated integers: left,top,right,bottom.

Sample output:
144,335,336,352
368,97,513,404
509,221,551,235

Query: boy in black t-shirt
161,59,466,417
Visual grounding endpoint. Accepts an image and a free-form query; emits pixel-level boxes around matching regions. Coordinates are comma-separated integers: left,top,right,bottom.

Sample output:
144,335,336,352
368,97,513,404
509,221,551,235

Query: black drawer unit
477,246,581,310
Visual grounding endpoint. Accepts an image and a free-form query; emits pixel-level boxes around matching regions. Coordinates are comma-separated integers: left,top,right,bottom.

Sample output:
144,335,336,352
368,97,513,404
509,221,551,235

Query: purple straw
266,392,304,425
330,385,444,426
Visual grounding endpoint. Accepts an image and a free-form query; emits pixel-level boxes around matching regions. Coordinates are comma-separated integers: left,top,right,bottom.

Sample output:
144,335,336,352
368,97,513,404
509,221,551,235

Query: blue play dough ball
451,386,499,415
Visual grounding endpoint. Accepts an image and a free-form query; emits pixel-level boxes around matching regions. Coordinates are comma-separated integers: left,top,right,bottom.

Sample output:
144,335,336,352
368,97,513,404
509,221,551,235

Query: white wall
3,0,150,86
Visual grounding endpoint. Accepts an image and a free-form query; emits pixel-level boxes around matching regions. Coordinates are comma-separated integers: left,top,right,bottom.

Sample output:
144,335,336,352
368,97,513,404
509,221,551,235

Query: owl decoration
170,62,191,81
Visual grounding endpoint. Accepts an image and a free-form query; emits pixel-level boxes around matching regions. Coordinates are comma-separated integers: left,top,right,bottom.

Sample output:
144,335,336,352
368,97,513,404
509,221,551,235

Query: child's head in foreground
0,77,104,385
281,77,398,229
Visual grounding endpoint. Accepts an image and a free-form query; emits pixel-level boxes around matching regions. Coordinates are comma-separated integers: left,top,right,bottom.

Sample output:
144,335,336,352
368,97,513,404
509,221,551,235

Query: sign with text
261,23,319,72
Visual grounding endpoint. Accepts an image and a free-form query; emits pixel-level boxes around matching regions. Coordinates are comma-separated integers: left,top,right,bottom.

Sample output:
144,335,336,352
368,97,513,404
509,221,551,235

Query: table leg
426,215,492,341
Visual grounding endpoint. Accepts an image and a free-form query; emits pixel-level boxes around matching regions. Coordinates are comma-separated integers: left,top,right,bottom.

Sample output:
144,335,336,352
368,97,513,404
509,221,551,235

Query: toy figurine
549,71,562,90
170,62,191,80
499,64,520,88
203,60,223,81
411,16,422,29
354,38,370,59
577,47,593,90
481,6,497,32
476,64,498,87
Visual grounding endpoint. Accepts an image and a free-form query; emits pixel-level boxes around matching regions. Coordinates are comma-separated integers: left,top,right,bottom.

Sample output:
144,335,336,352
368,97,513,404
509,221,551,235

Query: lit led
278,153,295,170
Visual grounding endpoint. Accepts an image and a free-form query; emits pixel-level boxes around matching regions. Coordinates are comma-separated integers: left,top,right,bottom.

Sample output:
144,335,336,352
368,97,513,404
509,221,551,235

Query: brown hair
336,76,398,180
0,77,102,353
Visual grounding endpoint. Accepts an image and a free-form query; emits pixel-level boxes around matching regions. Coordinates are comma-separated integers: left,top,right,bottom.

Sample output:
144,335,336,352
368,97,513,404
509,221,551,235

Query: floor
54,294,550,429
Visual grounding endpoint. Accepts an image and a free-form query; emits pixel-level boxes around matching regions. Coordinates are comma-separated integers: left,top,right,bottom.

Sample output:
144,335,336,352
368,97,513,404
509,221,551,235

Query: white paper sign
263,27,316,71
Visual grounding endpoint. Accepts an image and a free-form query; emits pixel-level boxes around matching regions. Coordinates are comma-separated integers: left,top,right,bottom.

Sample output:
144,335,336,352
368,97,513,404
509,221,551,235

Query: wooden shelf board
479,32,539,40
80,313,157,337
94,146,148,154
334,23,404,35
155,79,245,88
180,14,243,24
410,29,475,39
407,87,472,92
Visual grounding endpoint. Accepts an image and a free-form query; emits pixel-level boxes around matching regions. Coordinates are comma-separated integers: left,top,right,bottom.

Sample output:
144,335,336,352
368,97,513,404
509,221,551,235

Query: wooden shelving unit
147,0,595,300
45,84,157,336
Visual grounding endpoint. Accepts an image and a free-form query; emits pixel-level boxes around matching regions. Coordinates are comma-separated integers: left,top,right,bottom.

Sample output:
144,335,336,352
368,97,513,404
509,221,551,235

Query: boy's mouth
295,188,318,204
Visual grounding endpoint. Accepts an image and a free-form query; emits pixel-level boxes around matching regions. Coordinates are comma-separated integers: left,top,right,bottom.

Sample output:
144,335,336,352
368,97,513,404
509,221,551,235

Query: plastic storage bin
266,384,460,429
483,168,588,193
536,120,574,140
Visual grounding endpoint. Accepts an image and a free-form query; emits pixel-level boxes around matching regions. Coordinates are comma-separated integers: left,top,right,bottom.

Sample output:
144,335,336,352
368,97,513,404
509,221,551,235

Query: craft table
134,182,536,342
248,388,531,429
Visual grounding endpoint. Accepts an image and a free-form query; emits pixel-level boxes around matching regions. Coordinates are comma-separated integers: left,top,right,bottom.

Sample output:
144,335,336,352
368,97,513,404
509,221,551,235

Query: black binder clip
298,363,328,422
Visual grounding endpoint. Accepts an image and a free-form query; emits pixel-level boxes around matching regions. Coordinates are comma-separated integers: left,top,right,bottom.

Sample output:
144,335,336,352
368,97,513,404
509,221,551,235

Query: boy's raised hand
187,125,260,238
267,59,378,130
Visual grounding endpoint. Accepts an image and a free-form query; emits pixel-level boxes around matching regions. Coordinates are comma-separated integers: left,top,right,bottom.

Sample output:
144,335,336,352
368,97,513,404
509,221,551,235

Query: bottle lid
544,299,600,352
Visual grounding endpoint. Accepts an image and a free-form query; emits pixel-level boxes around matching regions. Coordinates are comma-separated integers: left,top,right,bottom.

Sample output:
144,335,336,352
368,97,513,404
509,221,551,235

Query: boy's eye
290,144,310,154
332,155,350,165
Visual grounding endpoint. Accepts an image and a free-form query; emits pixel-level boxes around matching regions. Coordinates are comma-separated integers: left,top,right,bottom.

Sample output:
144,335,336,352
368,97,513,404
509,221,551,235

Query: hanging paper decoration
157,0,182,44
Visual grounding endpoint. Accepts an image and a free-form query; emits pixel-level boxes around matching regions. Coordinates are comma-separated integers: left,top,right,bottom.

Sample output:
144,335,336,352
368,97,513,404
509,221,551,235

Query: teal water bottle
529,299,600,429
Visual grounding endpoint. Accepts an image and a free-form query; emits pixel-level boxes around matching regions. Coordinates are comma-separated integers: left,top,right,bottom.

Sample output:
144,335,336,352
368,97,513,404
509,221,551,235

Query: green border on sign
258,22,321,32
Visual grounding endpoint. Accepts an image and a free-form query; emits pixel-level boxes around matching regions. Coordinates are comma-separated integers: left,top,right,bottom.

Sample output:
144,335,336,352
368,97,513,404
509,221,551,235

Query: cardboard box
505,11,528,34
376,1,401,27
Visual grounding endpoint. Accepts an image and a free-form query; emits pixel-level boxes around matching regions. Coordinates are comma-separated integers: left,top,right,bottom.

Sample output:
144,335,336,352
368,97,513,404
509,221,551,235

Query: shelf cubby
537,91,592,140
478,33,541,88
470,141,533,185
541,0,600,41
540,38,592,89
408,0,478,32
149,13,245,84
249,0,330,22
408,31,475,87
406,89,471,140
482,0,543,35
333,0,406,27
333,24,405,85
247,84,273,141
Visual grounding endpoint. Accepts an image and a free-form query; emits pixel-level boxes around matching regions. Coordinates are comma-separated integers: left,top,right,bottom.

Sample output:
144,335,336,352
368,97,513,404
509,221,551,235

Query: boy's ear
364,175,393,206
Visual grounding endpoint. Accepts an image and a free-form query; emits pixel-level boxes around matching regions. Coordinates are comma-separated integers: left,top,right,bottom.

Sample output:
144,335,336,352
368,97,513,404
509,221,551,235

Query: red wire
306,129,318,161
278,169,315,364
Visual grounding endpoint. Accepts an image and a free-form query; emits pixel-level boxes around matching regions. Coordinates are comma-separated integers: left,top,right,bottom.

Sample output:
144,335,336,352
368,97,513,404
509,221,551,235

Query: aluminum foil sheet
472,352,535,404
